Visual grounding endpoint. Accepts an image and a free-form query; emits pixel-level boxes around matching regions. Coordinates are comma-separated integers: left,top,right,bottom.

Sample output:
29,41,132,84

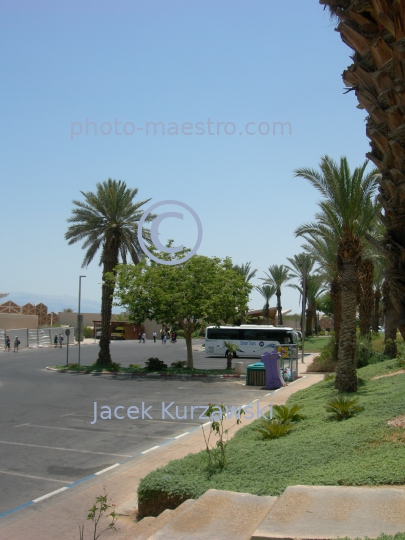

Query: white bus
205,325,299,358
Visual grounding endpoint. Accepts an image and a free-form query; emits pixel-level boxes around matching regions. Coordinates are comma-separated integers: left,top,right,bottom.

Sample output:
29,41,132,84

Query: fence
0,328,75,350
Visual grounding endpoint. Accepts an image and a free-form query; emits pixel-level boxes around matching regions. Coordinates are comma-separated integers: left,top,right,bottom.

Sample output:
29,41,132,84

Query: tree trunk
382,279,398,358
358,259,374,338
226,353,233,370
97,242,119,365
277,290,283,325
320,1,405,342
305,307,312,336
335,237,360,393
372,287,381,333
330,277,341,361
184,327,194,369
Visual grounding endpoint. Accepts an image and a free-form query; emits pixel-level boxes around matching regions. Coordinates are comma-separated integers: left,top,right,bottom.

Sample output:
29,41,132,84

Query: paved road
0,340,266,514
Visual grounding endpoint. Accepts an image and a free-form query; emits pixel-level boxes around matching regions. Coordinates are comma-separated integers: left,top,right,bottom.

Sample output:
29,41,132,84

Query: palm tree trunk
330,277,341,361
276,290,283,325
372,287,381,333
382,280,398,358
335,238,359,393
97,243,119,365
358,259,373,338
305,307,312,336
321,1,405,341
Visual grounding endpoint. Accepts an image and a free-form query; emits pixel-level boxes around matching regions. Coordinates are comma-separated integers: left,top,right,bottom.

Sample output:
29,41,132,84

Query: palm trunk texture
320,0,405,335
277,290,283,325
359,259,374,337
382,279,398,357
330,277,341,361
97,243,119,365
335,237,360,392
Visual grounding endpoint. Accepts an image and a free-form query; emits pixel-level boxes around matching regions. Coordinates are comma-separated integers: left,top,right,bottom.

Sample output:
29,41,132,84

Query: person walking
142,332,146,344
161,331,165,344
163,333,167,345
5,335,10,352
138,331,142,343
152,331,157,343
58,333,64,348
54,334,58,348
13,336,20,352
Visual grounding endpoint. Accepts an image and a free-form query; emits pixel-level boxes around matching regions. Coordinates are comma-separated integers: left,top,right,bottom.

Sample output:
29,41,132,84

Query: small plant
256,418,294,440
273,404,306,424
79,489,118,540
129,363,142,369
324,373,335,381
325,395,364,421
105,362,121,372
145,357,167,371
223,341,239,370
67,363,83,370
170,360,187,368
201,403,244,469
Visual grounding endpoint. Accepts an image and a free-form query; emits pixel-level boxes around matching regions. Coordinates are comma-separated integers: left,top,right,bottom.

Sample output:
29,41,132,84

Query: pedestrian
5,335,10,352
163,333,167,345
54,334,58,348
138,331,142,343
152,331,157,343
142,332,146,344
161,331,164,344
13,336,20,352
58,333,64,348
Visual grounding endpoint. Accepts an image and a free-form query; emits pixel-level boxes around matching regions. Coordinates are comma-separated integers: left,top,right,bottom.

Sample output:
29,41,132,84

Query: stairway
121,485,405,540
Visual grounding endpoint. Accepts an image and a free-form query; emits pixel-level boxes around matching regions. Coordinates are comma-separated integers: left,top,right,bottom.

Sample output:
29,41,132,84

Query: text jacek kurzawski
91,401,273,424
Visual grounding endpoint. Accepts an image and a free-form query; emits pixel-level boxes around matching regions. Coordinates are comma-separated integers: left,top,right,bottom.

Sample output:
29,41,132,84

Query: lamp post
78,275,86,366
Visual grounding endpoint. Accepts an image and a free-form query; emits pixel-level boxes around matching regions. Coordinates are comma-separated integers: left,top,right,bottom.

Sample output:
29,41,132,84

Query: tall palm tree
233,262,257,283
255,284,276,324
286,253,315,336
288,276,326,336
321,1,405,343
295,156,379,392
261,265,291,325
358,259,374,339
65,179,152,365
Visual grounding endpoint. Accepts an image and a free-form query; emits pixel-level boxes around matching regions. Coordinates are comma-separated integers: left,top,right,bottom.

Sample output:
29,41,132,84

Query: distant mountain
4,292,108,314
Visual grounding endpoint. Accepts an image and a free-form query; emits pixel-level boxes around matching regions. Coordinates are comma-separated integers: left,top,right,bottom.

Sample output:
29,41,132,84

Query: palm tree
65,179,152,365
321,1,405,344
233,262,257,283
255,284,276,325
288,276,326,337
261,265,291,325
295,156,379,392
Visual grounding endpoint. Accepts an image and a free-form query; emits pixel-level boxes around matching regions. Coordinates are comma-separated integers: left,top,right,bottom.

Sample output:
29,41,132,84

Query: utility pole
78,275,86,366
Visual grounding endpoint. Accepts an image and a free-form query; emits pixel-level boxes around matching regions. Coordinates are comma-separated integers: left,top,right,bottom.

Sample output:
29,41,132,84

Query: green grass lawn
301,335,332,352
137,357,405,517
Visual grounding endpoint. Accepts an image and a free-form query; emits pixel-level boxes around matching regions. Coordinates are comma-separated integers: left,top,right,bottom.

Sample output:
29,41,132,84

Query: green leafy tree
65,179,152,365
260,265,291,325
112,252,251,368
316,292,333,317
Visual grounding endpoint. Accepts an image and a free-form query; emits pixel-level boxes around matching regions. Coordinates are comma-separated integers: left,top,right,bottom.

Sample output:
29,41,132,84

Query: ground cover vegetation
49,361,236,375
137,358,405,517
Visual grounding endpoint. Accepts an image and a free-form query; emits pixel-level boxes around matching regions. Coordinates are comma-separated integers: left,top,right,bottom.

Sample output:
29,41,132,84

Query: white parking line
33,487,68,503
174,432,189,439
141,446,160,455
95,464,120,475
0,470,72,484
0,440,132,457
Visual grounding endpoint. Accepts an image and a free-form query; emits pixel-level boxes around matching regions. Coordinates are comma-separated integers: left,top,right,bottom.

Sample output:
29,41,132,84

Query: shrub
145,357,167,371
273,404,306,424
171,360,187,368
82,326,93,339
106,361,121,372
256,418,294,440
325,395,363,421
67,363,83,370
324,373,335,382
307,336,337,372
129,363,142,369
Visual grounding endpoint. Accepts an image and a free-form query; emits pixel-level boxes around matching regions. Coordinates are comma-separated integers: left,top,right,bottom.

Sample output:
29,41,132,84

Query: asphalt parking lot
0,340,268,514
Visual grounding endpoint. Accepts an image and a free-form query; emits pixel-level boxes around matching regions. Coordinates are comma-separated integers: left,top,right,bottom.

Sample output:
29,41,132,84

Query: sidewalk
0,357,321,540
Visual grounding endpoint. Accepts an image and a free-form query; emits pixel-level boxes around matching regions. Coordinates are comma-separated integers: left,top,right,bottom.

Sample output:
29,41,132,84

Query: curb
45,367,246,379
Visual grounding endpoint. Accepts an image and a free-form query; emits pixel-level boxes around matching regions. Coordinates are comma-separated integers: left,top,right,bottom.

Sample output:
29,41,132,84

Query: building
0,300,58,329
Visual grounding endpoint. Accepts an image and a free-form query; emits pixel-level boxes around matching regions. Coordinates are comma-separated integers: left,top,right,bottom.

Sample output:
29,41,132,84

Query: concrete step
146,489,278,540
251,485,405,539
115,498,195,540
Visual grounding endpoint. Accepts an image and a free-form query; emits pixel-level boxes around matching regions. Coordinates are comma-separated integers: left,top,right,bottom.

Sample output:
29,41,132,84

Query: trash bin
261,350,285,390
246,362,266,386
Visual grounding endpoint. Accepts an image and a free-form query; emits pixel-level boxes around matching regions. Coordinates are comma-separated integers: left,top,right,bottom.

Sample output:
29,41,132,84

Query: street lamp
78,275,86,366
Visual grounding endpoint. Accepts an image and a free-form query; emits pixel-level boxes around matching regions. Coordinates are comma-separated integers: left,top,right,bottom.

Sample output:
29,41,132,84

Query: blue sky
0,1,371,314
